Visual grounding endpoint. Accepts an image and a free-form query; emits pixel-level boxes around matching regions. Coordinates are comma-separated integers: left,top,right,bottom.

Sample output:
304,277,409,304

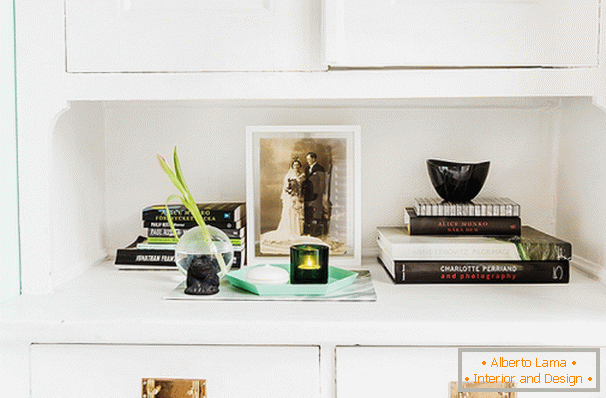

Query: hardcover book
404,207,521,236
376,225,571,261
146,236,244,245
115,236,176,269
136,241,246,253
147,227,185,238
115,236,245,270
142,202,246,223
143,217,246,230
414,197,520,217
378,249,569,284
147,227,246,239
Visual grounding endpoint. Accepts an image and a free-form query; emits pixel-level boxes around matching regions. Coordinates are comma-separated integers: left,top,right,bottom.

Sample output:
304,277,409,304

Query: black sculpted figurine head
184,256,220,295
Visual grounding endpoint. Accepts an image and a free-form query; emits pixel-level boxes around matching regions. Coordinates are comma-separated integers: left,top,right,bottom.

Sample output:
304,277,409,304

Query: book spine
143,211,241,223
144,219,246,230
117,249,244,268
407,211,521,236
414,197,425,216
147,227,246,239
144,221,198,229
147,228,185,238
414,198,521,217
379,258,569,284
142,204,244,222
115,249,176,266
147,237,179,244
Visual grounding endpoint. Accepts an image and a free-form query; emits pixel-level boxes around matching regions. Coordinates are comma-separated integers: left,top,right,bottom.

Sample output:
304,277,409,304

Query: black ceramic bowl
426,159,490,202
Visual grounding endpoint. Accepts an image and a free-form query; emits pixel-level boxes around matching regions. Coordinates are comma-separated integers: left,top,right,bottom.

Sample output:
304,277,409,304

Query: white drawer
31,344,320,398
65,0,323,72
336,346,605,398
327,0,599,67
336,346,458,397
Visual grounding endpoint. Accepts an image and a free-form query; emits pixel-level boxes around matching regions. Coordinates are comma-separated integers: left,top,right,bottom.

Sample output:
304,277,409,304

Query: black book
405,207,521,236
142,202,246,223
147,227,185,238
378,249,569,284
115,236,176,269
115,236,245,270
143,217,246,230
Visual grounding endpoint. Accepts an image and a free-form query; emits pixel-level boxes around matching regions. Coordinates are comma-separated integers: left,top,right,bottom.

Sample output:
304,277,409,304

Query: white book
377,243,398,281
414,197,423,216
376,227,522,261
486,198,493,216
494,198,502,216
137,243,177,250
422,198,430,216
413,197,521,217
443,201,450,217
421,197,429,216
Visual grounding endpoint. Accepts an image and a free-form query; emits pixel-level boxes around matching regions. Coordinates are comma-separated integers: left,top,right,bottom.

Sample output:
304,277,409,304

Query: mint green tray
225,264,358,296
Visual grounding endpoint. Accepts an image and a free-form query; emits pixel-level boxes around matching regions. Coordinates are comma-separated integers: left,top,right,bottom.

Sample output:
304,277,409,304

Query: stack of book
115,202,246,270
378,197,571,284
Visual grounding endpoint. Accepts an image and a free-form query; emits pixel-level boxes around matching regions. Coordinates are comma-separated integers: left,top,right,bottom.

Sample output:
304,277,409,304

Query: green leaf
164,194,186,241
157,153,187,197
158,149,227,276
173,147,193,202
516,242,530,261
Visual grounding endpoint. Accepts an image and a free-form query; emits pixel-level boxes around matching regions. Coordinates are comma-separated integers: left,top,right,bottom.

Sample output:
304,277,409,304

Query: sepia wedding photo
246,126,361,267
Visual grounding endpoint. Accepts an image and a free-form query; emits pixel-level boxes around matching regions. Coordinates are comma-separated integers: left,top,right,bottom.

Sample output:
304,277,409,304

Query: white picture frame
246,125,361,268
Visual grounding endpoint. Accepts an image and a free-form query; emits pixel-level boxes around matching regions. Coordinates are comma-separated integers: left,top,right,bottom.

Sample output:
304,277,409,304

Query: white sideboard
6,0,606,397
2,260,606,397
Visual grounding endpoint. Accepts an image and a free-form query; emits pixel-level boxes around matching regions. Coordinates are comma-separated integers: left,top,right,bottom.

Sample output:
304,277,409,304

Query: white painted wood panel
30,344,320,398
65,0,323,72
0,0,20,302
336,346,606,398
336,346,459,397
326,0,599,67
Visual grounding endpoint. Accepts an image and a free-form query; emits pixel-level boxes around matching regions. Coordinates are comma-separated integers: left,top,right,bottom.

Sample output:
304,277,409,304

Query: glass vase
175,225,234,278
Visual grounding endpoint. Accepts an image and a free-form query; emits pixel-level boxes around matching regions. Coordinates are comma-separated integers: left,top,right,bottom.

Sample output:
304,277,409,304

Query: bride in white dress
261,159,306,244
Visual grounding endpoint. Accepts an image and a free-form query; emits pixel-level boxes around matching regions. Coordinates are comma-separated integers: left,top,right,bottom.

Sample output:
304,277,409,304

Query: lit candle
300,254,320,270
290,244,329,284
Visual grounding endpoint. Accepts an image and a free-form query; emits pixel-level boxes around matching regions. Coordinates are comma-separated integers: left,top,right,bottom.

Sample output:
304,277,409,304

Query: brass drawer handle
450,382,516,398
142,379,206,398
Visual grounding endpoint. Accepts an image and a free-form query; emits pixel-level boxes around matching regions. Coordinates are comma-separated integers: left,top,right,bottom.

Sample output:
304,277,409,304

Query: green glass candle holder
290,244,329,284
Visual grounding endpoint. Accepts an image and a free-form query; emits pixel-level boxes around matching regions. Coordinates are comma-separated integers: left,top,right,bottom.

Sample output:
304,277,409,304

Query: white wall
101,99,560,255
557,98,606,272
51,102,107,288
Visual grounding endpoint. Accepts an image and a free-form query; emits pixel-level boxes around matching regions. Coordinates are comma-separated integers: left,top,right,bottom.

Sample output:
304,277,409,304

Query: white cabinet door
31,344,320,398
325,0,599,67
66,0,323,72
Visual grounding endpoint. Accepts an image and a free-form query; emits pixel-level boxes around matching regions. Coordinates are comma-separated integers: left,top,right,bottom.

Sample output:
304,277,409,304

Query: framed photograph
246,125,361,268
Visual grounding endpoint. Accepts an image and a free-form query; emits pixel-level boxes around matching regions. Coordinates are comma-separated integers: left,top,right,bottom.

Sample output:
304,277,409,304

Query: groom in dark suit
303,152,327,237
